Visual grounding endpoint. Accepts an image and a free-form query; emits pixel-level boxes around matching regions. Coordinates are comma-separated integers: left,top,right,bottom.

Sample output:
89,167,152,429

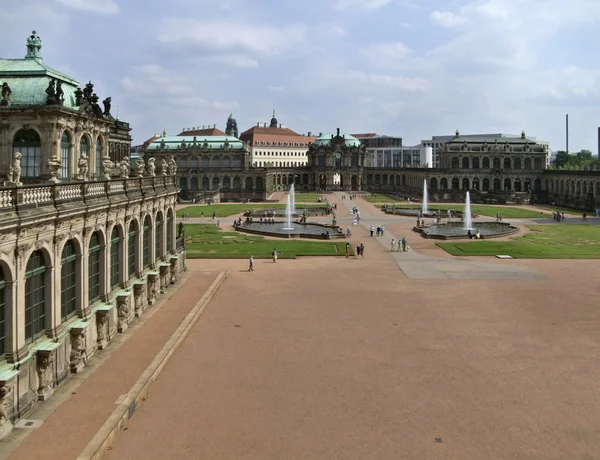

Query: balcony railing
0,175,177,210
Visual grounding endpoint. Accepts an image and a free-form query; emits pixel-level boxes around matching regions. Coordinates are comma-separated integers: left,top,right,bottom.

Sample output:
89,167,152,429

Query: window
60,240,77,321
167,210,173,253
155,213,163,261
110,227,121,289
88,232,102,305
96,138,103,177
143,216,150,268
128,221,138,278
25,250,46,343
13,129,41,177
0,267,5,356
60,131,71,179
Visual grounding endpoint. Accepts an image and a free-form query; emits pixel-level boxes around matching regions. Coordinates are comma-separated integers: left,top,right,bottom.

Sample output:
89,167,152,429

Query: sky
1,0,600,152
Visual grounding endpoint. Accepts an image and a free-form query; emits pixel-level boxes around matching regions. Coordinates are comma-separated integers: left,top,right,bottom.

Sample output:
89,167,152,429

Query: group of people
368,225,385,237
552,211,566,222
390,238,409,252
466,229,481,240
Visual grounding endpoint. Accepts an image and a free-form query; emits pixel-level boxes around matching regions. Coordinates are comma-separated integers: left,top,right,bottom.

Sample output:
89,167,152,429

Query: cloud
430,11,467,28
157,18,306,55
54,0,119,14
268,86,286,93
333,0,391,10
360,42,413,61
399,22,412,28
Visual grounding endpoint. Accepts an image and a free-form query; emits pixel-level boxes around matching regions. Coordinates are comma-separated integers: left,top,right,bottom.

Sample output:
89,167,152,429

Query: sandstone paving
103,194,600,460
5,270,220,460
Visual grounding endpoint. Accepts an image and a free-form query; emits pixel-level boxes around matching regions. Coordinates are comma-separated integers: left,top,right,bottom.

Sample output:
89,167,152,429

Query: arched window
128,221,138,279
503,158,511,169
13,129,41,177
494,178,501,190
210,156,220,168
201,177,209,190
222,156,231,168
191,177,199,190
430,178,438,189
110,227,121,289
223,176,231,189
482,157,490,169
0,267,6,356
201,157,209,169
482,178,490,191
524,158,532,169
88,232,102,305
462,157,469,169
60,131,71,179
462,178,470,190
233,176,241,189
514,158,521,170
472,157,480,169
440,178,448,189
167,210,173,254
179,177,187,189
61,240,77,321
451,157,459,169
212,176,220,189
95,138,103,177
25,250,47,343
256,177,264,189
534,158,542,169
245,177,253,189
155,213,163,261
493,157,500,169
143,216,151,268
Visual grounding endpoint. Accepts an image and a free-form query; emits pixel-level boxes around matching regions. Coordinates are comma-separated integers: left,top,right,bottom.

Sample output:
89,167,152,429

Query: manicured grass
388,204,541,218
294,193,328,202
437,224,600,259
184,224,352,259
363,194,403,203
179,203,326,218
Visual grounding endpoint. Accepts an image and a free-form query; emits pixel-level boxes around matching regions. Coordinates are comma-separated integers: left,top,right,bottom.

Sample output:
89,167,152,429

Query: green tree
552,150,569,168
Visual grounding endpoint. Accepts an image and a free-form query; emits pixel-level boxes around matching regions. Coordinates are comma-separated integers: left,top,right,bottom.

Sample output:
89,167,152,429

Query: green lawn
387,204,541,218
179,203,325,218
437,224,600,259
294,193,328,203
363,194,403,203
184,224,352,259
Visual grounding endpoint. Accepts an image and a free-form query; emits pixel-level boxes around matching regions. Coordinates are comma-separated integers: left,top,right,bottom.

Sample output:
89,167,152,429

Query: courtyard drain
15,419,43,429
434,438,443,443
234,325,241,328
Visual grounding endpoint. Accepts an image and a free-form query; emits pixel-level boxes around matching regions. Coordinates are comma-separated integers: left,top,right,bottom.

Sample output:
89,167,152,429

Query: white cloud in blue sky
1,0,600,153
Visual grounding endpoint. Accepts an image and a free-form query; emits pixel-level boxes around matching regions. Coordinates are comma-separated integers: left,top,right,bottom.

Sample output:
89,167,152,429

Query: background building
353,134,432,168
239,111,317,167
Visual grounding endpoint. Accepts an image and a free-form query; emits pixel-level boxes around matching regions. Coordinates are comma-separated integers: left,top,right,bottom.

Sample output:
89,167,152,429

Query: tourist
467,229,473,239
217,220,220,227
380,225,385,236
201,211,204,219
369,225,374,237
360,243,365,258
248,256,254,272
376,226,381,236
346,226,352,237
401,237,407,252
345,242,350,258
272,248,277,263
212,211,216,220
356,244,360,258
391,239,396,252
475,230,481,239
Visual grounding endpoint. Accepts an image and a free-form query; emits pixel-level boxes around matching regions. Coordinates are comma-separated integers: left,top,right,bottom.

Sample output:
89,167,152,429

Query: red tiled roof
177,127,227,137
239,126,317,146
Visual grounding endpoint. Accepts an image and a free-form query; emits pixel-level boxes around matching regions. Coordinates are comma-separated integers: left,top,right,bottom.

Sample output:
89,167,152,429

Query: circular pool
414,221,519,239
236,222,344,239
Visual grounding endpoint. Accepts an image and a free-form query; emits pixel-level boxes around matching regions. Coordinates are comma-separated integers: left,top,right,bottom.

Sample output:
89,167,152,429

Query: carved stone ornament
0,386,10,426
36,353,53,391
69,332,86,369
96,311,108,342
46,156,62,183
117,296,130,331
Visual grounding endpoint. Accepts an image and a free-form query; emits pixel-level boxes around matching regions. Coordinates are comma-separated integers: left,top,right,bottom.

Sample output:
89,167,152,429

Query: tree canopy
552,150,599,169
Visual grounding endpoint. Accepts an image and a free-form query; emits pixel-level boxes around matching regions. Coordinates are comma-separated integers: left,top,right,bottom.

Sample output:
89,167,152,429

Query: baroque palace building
0,31,186,435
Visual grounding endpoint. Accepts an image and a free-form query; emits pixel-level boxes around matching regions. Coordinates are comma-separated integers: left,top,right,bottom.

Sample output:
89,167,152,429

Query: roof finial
25,30,42,60
270,109,278,128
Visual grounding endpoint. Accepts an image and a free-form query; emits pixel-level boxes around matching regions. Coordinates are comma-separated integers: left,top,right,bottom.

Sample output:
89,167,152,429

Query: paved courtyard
99,194,600,460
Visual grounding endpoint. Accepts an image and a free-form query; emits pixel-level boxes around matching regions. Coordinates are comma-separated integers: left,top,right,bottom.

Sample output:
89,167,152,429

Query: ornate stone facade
0,175,185,435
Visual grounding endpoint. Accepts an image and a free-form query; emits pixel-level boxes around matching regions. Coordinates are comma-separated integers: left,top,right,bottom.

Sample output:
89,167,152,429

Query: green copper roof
314,133,361,148
0,31,80,108
146,135,245,151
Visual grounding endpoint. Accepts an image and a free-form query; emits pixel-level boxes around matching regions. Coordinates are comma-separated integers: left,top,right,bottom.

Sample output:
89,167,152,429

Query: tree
552,150,569,168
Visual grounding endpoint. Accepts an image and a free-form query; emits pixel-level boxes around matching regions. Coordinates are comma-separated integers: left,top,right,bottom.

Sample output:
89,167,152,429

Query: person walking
401,237,407,252
248,255,254,271
345,242,350,258
272,248,278,263
391,239,396,252
369,225,374,237
360,243,365,259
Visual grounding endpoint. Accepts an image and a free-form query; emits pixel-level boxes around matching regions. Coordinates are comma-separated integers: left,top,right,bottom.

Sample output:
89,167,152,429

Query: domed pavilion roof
0,31,80,108
314,131,361,148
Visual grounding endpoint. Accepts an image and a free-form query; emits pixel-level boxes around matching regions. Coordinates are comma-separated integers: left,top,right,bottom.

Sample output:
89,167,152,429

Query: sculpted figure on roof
0,82,11,106
146,157,156,177
168,156,177,176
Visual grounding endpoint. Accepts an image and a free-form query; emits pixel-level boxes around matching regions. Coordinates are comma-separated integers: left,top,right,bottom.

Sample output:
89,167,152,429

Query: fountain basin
383,207,477,219
244,208,327,218
236,222,344,239
414,221,519,240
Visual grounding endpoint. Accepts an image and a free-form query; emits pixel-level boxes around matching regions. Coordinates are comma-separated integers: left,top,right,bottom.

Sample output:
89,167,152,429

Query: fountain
283,194,294,230
422,179,429,214
290,183,295,214
463,191,473,230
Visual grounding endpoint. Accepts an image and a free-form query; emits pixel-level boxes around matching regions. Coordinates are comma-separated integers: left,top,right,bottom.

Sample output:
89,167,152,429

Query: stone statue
46,156,62,183
0,82,11,106
96,314,108,342
159,158,168,175
0,386,9,426
36,356,52,391
146,158,156,177
120,156,130,178
91,93,103,118
78,153,89,180
148,277,158,304
170,260,178,284
9,152,22,185
74,86,83,106
56,81,64,105
102,97,111,115
83,81,94,101
45,78,56,104
101,157,114,180
117,297,129,330
69,332,86,369
167,156,177,176
134,157,145,177
178,221,184,238
159,139,166,150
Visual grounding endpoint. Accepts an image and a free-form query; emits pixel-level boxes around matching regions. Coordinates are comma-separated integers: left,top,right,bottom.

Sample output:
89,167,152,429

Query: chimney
319,132,323,136
257,122,260,127
214,124,216,128
264,123,267,128
308,131,312,136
